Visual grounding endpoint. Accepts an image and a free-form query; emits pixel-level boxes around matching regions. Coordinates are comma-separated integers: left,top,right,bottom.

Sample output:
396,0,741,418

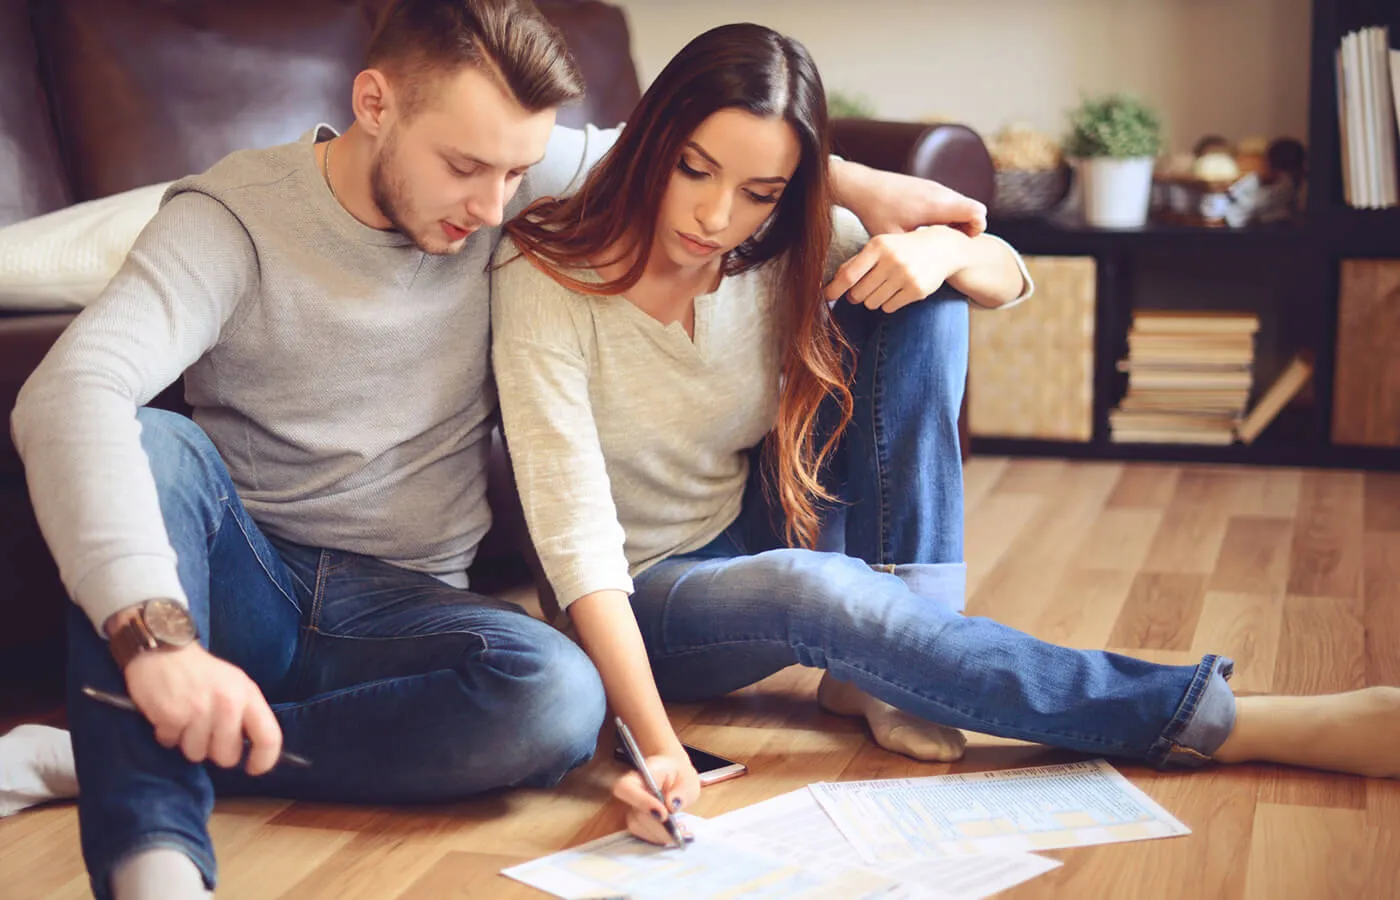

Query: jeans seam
309,550,332,632
869,322,893,565
220,506,299,614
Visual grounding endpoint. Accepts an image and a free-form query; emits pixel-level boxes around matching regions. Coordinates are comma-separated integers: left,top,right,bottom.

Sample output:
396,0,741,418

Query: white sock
818,673,967,762
0,724,79,817
112,847,212,900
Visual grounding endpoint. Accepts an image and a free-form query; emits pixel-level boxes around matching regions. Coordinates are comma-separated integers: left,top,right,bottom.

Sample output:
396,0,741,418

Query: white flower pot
1078,156,1155,228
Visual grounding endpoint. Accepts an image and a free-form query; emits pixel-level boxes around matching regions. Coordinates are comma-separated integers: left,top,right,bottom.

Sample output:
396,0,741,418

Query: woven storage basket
992,166,1072,217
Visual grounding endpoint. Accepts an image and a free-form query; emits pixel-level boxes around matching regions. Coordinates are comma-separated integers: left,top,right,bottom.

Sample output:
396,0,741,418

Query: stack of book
1110,310,1259,445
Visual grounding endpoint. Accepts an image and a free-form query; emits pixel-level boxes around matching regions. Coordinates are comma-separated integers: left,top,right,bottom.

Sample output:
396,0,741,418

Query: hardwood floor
2,458,1397,899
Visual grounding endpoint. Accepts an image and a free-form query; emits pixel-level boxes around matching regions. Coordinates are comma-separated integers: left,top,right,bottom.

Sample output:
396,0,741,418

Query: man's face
370,67,556,255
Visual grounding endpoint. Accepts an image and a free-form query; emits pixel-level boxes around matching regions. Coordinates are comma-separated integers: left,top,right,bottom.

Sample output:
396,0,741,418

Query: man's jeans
67,410,605,899
630,296,1236,768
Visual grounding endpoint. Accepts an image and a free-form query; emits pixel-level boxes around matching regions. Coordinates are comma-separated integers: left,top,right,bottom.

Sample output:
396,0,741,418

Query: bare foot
818,672,966,762
1215,686,1400,778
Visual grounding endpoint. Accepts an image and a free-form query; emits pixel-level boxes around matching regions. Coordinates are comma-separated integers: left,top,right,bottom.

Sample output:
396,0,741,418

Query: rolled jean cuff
92,834,217,900
1146,654,1236,769
871,561,967,613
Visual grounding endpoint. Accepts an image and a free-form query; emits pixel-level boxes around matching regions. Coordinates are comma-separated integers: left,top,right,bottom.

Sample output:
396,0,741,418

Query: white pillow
0,181,174,312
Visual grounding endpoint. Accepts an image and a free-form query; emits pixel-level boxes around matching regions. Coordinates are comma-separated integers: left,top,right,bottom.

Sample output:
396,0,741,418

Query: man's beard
369,133,459,256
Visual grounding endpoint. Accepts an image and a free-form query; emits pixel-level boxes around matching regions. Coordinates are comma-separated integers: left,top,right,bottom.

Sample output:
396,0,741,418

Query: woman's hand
825,227,969,313
613,750,701,846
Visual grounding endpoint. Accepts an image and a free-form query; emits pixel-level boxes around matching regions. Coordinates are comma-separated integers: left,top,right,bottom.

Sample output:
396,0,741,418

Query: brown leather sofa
0,0,992,709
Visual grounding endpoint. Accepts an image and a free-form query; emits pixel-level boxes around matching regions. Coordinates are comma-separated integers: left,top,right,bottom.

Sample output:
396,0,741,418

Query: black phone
613,742,748,786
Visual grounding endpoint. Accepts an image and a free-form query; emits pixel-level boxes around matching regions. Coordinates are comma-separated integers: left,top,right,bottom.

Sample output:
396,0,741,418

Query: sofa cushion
0,181,171,312
0,0,73,226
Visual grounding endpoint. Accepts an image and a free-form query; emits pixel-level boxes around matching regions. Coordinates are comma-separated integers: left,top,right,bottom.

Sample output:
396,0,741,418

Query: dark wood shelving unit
973,0,1400,470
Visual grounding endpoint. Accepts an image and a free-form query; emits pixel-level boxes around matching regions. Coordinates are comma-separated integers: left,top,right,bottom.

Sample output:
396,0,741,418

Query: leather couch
0,0,992,708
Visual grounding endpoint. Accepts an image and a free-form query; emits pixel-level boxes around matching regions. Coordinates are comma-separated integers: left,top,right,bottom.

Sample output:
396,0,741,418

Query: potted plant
1064,93,1162,228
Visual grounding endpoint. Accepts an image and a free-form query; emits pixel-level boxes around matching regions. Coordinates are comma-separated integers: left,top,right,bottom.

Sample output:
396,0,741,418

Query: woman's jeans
67,410,606,899
629,296,1236,768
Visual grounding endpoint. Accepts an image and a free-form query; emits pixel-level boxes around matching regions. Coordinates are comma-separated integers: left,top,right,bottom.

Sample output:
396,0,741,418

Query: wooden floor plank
1104,463,1181,509
1208,517,1294,595
1244,804,1400,900
1107,572,1207,652
1287,471,1364,599
1272,594,1367,696
1362,532,1400,686
1190,590,1285,695
1067,507,1163,573
1363,471,1400,532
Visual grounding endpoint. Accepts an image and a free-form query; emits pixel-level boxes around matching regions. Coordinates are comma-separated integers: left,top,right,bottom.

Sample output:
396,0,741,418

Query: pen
81,685,313,770
614,716,686,850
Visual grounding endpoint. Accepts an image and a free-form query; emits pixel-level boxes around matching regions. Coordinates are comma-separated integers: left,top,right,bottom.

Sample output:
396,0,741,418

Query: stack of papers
502,758,1190,899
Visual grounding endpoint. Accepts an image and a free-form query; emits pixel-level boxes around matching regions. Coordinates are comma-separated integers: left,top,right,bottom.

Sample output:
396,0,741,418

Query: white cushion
0,182,173,312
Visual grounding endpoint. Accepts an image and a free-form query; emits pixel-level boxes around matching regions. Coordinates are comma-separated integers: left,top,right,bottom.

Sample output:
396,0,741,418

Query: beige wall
614,0,1313,154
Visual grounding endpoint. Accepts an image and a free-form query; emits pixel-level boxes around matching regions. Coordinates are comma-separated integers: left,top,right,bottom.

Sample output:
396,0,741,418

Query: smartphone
613,742,748,786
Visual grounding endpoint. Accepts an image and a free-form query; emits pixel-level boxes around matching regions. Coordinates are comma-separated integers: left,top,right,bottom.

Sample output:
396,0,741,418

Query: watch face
144,599,197,645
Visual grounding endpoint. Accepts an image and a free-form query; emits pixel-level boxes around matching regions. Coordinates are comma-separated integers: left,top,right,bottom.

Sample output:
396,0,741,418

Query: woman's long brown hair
504,23,852,550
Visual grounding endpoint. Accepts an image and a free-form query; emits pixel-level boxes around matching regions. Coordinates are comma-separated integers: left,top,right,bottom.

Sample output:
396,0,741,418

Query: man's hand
830,159,987,237
826,227,970,313
123,643,283,775
612,750,700,847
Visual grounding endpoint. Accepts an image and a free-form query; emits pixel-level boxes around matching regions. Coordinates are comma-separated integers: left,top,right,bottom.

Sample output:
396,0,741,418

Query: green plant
1064,93,1162,158
828,89,877,120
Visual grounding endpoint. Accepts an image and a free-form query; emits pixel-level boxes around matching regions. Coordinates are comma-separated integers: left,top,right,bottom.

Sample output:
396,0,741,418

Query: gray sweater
491,211,1032,609
11,123,614,632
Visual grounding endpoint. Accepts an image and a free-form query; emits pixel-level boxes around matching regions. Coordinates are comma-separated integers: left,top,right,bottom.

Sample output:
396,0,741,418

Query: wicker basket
992,166,1072,217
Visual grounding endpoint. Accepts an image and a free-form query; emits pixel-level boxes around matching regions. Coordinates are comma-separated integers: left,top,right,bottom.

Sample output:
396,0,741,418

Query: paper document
501,814,902,900
811,758,1190,864
708,789,1060,900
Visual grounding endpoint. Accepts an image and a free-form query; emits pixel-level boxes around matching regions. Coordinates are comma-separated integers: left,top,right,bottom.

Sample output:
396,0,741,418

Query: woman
491,23,1399,846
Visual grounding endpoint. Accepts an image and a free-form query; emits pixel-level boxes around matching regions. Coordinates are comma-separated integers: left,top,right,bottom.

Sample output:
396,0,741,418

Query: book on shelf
1130,310,1261,335
1336,25,1400,209
1235,353,1314,445
1110,309,1258,446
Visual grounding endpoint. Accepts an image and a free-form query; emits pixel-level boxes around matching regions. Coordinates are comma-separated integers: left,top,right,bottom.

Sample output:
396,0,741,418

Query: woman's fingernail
651,810,663,821
672,797,682,811
683,831,695,842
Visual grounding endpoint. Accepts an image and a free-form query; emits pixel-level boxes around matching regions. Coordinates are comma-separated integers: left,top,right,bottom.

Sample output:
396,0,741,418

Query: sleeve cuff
73,555,188,636
975,233,1036,310
554,569,635,612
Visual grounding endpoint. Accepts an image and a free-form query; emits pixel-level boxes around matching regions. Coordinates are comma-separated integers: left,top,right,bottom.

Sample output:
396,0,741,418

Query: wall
613,0,1313,154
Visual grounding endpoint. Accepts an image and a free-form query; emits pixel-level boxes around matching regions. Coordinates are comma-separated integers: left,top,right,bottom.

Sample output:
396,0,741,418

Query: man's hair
366,0,585,116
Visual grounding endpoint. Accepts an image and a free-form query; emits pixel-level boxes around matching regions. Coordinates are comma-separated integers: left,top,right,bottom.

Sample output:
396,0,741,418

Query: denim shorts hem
1144,653,1236,769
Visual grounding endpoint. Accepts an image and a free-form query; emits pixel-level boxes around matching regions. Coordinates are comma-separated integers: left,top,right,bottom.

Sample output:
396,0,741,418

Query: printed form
810,758,1190,864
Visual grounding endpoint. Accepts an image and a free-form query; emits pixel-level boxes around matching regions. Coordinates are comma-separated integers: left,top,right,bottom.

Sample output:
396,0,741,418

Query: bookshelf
976,0,1400,471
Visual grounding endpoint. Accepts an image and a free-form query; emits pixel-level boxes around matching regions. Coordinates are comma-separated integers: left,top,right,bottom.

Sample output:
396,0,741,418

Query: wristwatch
108,598,198,669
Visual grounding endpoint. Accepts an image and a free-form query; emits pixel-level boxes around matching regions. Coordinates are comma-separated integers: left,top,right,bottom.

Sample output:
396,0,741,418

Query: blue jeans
67,410,606,899
630,296,1236,767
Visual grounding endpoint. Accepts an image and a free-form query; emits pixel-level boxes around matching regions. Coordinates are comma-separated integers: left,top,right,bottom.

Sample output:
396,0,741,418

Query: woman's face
653,108,801,270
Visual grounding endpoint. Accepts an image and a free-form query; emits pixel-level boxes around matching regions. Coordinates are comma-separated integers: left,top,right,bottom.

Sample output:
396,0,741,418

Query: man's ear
351,68,393,138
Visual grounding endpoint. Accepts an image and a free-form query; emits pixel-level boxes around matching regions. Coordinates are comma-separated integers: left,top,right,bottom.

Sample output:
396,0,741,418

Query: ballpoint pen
81,685,313,769
614,716,687,850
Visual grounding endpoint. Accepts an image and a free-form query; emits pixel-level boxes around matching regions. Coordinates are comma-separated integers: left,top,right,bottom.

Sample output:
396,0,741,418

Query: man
6,1,987,897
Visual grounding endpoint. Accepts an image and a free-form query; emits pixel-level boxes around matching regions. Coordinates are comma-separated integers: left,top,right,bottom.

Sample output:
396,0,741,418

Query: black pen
614,717,686,850
81,685,313,769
